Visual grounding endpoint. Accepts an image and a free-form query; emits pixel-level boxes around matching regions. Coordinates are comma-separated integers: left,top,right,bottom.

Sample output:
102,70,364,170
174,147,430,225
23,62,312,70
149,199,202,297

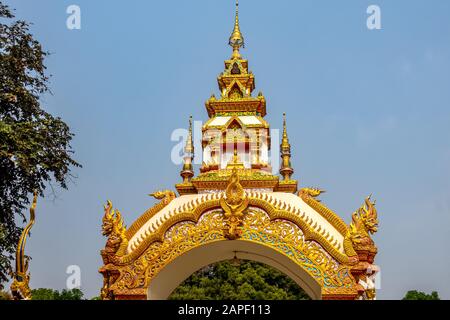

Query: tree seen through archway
169,260,311,300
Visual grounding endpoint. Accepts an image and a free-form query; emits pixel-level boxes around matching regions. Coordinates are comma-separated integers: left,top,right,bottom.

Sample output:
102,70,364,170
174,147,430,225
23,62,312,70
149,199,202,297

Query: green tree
402,290,440,300
0,2,80,287
55,288,84,300
0,289,11,300
30,288,56,300
31,288,84,300
169,260,311,300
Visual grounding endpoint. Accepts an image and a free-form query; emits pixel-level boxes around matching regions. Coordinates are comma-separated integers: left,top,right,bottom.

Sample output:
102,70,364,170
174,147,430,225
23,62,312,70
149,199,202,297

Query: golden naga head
11,256,32,300
102,200,114,236
360,196,378,234
299,187,325,199
352,196,379,235
102,200,126,237
10,273,31,300
149,190,176,201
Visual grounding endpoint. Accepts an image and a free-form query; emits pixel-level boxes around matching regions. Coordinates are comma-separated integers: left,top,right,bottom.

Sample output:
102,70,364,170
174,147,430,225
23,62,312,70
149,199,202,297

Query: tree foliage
402,290,440,300
169,260,311,300
0,289,11,300
31,288,84,300
0,2,80,287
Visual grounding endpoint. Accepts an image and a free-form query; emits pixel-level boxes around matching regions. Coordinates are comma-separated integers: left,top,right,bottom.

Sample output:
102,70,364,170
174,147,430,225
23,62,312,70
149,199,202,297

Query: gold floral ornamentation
220,168,249,239
241,208,355,290
109,208,356,298
111,210,225,293
109,189,352,266
322,286,359,299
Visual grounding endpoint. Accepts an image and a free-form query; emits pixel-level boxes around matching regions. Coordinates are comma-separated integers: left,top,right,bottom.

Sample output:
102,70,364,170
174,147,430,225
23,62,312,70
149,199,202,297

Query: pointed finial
181,116,195,183
282,113,289,144
185,115,194,154
229,0,244,59
280,113,293,181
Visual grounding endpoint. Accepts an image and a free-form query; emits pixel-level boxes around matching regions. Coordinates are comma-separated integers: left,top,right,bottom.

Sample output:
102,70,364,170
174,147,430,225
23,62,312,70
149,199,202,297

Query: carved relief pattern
110,208,355,296
111,210,225,293
241,208,354,290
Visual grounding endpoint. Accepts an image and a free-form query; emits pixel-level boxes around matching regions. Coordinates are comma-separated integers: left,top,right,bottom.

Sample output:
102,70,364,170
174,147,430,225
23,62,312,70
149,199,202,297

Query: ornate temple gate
99,2,380,300
99,170,379,300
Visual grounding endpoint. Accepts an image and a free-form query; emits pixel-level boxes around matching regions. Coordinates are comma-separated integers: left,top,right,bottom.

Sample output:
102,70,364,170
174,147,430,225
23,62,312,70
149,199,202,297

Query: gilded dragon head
102,200,126,237
356,196,378,235
299,187,325,200
343,196,379,259
149,190,176,201
349,196,379,244
10,272,31,300
102,200,114,236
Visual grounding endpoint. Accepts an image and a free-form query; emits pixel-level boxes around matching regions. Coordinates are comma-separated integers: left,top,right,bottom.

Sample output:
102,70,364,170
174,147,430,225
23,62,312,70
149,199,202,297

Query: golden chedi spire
229,0,245,59
280,113,294,181
180,116,194,183
193,2,297,194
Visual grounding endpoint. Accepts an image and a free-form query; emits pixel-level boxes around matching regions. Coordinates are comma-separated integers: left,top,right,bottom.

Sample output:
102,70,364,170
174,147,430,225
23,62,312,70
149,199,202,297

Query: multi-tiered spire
176,1,297,194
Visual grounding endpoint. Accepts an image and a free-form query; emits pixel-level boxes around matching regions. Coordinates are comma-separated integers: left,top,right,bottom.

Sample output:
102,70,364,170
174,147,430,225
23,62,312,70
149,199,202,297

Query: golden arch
147,240,323,300
98,172,379,300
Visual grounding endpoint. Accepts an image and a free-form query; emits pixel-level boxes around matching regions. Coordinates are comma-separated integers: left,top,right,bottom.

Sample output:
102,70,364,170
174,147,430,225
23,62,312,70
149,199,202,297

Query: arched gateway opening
168,259,312,300
149,240,320,300
98,2,380,301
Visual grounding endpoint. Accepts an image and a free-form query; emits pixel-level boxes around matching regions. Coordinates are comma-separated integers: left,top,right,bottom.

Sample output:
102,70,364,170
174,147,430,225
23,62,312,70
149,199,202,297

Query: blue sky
4,0,450,299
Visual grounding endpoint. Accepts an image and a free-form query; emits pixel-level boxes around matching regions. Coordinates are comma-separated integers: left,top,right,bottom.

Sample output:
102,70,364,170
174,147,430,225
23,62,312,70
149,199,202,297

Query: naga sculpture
343,196,379,299
298,187,325,200
149,190,177,202
101,200,128,262
99,200,128,300
99,190,178,299
344,196,379,255
10,192,37,300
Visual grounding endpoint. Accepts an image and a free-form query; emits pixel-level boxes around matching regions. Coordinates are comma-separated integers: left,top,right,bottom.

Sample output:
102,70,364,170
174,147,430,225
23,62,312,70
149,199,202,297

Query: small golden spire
282,113,289,144
280,113,294,181
185,115,194,155
181,116,194,183
229,0,244,59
